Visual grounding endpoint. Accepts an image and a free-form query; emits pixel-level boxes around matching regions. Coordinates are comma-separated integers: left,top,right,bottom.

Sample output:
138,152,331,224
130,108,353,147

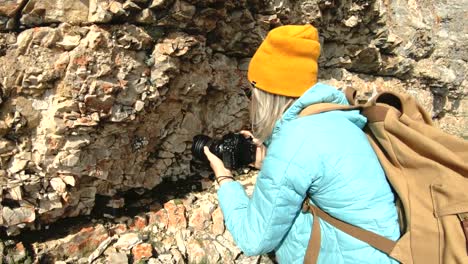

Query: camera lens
191,135,213,162
191,133,256,170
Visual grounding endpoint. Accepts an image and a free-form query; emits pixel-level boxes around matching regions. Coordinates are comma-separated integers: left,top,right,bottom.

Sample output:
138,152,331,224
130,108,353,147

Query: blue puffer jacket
218,83,400,263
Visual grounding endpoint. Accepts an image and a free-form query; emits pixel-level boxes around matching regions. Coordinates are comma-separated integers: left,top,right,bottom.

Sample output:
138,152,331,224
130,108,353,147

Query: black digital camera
191,133,256,170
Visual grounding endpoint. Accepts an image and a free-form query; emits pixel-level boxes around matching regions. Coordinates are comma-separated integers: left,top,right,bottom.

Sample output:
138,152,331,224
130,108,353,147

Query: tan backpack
300,88,468,264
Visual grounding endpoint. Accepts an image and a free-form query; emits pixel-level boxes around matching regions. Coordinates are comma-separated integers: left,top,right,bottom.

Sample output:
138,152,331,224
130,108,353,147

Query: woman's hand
203,146,233,184
240,130,266,169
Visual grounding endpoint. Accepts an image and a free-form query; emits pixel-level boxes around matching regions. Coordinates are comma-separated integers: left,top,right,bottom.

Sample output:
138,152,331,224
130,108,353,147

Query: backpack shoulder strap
343,87,357,105
303,202,398,264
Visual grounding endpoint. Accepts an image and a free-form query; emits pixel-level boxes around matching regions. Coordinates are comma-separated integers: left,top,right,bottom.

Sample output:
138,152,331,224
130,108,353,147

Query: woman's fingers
240,130,254,138
241,130,266,168
203,146,215,159
204,147,232,177
240,130,262,146
203,146,212,157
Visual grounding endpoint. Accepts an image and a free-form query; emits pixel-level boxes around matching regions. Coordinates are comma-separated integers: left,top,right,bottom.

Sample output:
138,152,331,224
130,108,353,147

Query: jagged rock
188,199,215,231
164,200,187,233
56,225,109,259
106,252,128,264
186,236,220,264
379,55,413,77
21,0,89,25
173,230,187,255
87,236,116,263
211,207,225,235
0,138,15,154
2,206,35,226
0,121,9,136
170,248,185,264
343,15,359,27
413,59,458,88
50,177,66,193
108,1,126,16
110,223,128,236
216,232,241,259
149,0,173,10
131,243,153,261
6,185,22,200
7,157,29,174
349,46,382,73
88,0,113,23
56,35,81,51
7,242,28,263
38,193,62,213
114,232,141,250
0,0,26,18
129,215,148,231
148,208,168,230
135,9,157,24
171,0,196,21
124,1,143,12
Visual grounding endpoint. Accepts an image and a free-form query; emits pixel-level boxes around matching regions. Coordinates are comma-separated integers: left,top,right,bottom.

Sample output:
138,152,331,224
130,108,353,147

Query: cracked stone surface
0,0,466,255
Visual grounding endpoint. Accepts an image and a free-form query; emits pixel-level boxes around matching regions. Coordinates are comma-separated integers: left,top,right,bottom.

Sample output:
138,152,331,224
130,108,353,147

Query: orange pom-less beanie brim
247,24,321,98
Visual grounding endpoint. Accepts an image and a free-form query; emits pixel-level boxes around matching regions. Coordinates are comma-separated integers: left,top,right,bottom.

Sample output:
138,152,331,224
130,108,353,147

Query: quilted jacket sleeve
217,152,316,256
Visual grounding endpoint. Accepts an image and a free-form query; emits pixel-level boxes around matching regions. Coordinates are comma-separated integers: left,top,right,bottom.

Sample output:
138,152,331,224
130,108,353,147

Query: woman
204,24,400,263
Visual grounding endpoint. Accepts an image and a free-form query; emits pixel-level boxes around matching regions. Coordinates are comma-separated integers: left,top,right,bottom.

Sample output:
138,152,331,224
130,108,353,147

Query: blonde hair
250,88,296,142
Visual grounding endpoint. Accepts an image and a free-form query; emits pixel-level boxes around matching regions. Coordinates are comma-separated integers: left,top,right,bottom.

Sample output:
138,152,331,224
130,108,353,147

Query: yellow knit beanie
247,24,321,97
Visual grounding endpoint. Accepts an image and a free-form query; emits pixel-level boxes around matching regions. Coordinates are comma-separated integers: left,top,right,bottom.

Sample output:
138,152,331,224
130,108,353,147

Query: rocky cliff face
0,0,466,241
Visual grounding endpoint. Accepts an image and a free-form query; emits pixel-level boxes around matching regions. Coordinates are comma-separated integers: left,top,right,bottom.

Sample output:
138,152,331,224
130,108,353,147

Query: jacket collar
282,83,349,121
264,83,362,145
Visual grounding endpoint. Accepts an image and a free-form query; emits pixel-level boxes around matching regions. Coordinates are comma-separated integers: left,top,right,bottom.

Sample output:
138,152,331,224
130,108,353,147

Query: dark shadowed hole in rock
0,173,213,263
0,198,20,208
0,173,207,241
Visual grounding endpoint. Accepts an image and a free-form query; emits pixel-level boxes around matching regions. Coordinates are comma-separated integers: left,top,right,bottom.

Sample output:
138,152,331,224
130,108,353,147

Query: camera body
191,133,256,170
